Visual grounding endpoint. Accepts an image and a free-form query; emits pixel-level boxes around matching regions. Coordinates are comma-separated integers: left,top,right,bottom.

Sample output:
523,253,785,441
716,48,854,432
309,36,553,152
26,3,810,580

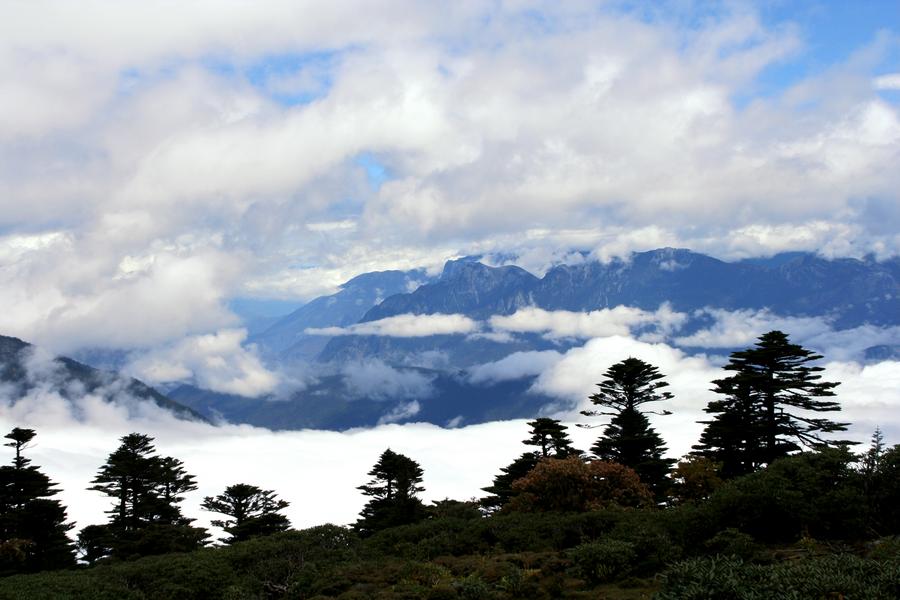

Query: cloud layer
2,334,897,540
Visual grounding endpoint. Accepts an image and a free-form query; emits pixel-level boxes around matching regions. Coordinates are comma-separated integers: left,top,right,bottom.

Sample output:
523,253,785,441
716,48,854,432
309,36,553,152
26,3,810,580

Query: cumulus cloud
0,2,897,364
125,329,279,397
306,313,478,337
490,304,688,340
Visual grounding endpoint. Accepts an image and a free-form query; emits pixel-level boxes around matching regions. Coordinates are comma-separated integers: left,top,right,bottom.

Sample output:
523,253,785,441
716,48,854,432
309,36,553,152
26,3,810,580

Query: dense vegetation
1,330,898,599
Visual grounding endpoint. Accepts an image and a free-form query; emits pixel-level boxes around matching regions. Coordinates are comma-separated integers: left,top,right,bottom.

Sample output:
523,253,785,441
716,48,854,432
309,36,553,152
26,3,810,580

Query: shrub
657,554,900,600
506,457,652,513
570,539,637,584
704,529,760,561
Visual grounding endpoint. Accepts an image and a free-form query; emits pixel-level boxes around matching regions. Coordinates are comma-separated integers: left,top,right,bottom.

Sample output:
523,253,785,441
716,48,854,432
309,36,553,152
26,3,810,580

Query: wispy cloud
306,313,478,337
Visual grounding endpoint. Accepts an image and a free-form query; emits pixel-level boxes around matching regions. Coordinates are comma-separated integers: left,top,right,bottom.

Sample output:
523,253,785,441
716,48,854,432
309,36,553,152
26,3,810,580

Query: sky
0,1,899,537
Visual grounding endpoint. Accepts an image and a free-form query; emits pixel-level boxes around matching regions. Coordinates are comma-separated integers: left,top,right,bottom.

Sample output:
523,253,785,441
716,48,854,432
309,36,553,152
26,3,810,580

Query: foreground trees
693,330,847,478
0,428,74,575
202,483,290,544
355,449,426,535
79,433,206,562
582,358,675,500
482,418,579,511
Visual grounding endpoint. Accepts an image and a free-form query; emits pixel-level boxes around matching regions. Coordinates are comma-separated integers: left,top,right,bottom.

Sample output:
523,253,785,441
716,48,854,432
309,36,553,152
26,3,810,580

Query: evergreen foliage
355,449,426,536
693,330,846,477
480,452,540,512
482,418,579,511
202,483,290,544
0,428,75,575
80,433,206,561
582,357,675,500
522,418,581,458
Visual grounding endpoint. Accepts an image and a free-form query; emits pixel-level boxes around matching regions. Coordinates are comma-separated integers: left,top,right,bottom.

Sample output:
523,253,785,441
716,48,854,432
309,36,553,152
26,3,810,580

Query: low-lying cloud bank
301,305,897,365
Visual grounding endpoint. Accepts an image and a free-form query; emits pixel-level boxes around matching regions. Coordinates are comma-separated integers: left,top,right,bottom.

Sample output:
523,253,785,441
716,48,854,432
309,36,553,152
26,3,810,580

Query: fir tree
355,449,426,535
0,428,75,574
482,419,580,511
693,331,847,477
81,433,206,561
202,483,290,544
480,452,540,512
523,418,581,458
582,357,675,500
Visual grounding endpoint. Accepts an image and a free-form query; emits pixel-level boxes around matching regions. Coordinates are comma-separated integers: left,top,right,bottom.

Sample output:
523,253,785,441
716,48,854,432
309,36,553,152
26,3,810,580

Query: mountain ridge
0,334,206,423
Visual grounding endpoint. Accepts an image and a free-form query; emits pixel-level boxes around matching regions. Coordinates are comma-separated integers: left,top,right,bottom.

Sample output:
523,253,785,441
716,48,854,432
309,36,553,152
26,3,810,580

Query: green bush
704,528,760,561
657,554,900,600
701,448,868,543
569,539,636,584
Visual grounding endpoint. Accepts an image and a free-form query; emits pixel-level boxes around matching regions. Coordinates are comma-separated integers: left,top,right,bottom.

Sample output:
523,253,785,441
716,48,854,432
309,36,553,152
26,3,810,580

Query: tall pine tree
0,428,75,574
693,331,847,477
582,357,675,501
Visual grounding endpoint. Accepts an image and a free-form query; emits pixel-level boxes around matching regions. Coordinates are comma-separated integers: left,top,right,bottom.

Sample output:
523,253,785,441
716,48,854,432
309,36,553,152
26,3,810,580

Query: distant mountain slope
169,370,556,430
0,335,206,422
363,259,540,321
316,249,899,365
250,269,432,360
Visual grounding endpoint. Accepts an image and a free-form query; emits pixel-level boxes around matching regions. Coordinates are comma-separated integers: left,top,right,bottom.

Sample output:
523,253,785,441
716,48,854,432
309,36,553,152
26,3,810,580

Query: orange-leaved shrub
506,456,652,512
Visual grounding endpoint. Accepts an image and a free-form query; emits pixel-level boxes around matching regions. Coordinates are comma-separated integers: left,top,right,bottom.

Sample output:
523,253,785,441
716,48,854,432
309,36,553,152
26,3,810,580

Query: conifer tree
482,418,581,511
81,433,206,561
693,331,847,477
202,483,290,544
355,449,426,535
582,357,675,500
523,418,581,458
481,452,541,512
0,428,75,574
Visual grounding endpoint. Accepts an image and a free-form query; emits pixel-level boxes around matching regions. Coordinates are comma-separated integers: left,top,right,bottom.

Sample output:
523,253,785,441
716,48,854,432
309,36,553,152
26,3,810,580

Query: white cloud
674,308,900,362
874,73,900,91
0,3,896,360
126,329,279,397
341,360,435,401
468,350,564,385
490,304,688,340
307,313,478,337
377,400,421,425
675,309,834,348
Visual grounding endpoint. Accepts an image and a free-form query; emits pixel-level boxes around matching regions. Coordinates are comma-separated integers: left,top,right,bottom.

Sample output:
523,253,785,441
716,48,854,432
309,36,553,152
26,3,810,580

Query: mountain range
251,248,898,367
5,248,897,431
168,248,899,430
